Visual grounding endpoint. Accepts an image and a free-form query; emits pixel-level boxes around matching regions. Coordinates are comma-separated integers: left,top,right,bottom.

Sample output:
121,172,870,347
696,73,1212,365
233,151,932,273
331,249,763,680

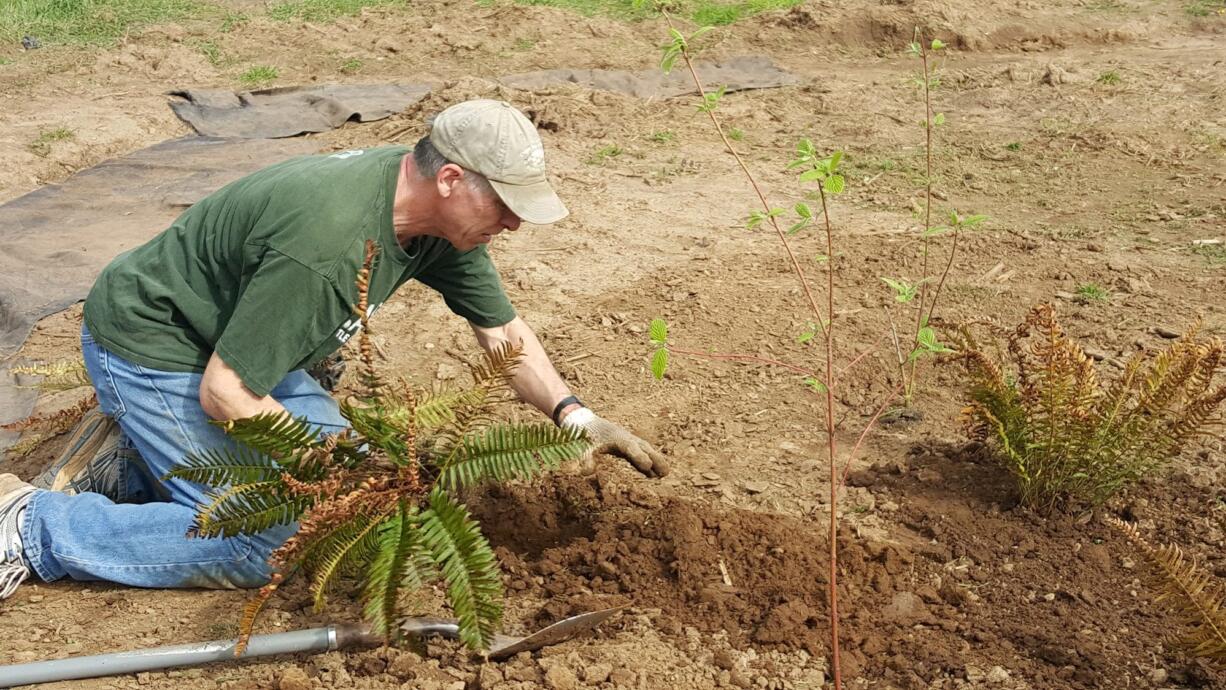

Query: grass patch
728,127,745,141
239,65,279,88
0,0,208,46
486,0,802,25
267,0,406,22
1192,242,1226,263
648,130,676,144
1186,0,1226,15
1096,69,1122,85
1075,283,1110,301
29,126,74,157
340,57,362,73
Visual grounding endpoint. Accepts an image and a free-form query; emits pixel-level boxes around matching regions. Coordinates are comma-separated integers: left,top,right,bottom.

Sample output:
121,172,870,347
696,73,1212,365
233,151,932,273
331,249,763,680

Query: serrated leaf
931,38,946,50
690,26,714,40
934,112,945,126
794,202,812,219
649,318,668,344
917,326,938,348
797,329,815,345
787,220,810,235
823,174,845,194
803,377,827,393
908,41,921,55
828,150,843,171
799,168,823,183
962,214,988,227
650,348,669,381
746,210,766,229
923,225,951,238
814,254,829,263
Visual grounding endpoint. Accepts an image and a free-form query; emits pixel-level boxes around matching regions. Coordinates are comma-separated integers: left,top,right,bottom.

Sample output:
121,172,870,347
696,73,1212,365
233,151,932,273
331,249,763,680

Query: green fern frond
216,412,322,461
341,400,411,462
362,502,434,636
190,491,311,539
437,423,588,491
1111,518,1226,668
414,387,483,430
309,508,394,611
419,490,502,650
166,447,284,487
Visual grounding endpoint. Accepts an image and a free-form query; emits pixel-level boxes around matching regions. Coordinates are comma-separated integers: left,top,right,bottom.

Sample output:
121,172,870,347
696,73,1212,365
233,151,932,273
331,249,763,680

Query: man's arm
200,351,289,421
469,317,670,478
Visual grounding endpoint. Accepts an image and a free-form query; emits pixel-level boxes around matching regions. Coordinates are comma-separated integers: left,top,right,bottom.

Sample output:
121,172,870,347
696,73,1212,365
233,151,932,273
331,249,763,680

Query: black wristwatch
551,395,583,425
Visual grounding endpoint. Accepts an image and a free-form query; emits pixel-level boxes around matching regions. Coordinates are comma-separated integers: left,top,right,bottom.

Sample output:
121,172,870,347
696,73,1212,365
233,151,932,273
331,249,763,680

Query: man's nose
504,213,523,231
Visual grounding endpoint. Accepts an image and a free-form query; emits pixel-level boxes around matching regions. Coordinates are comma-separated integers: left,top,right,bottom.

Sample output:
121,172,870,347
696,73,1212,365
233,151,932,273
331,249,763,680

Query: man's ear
436,163,465,199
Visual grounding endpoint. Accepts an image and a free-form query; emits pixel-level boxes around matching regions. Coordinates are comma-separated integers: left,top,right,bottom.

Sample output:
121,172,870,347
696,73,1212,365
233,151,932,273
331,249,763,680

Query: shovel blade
487,607,622,660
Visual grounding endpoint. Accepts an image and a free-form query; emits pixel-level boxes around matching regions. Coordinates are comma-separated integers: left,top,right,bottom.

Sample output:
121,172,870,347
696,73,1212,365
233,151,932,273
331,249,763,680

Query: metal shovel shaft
0,624,369,687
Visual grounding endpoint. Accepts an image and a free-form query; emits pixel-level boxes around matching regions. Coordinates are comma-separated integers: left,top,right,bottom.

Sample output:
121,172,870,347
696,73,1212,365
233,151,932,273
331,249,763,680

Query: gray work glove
561,409,670,478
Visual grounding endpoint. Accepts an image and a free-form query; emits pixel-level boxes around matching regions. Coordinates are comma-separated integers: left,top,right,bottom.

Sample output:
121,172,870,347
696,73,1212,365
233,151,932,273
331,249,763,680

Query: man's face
436,166,523,251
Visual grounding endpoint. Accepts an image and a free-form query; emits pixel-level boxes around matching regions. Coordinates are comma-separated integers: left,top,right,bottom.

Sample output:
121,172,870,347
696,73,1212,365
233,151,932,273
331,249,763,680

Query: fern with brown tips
167,244,590,655
1110,517,1226,669
954,304,1225,510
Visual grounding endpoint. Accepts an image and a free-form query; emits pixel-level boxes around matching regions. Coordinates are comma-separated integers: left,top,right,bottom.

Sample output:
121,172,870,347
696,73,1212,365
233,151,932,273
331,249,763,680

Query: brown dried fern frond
2,395,97,456
1110,517,1226,669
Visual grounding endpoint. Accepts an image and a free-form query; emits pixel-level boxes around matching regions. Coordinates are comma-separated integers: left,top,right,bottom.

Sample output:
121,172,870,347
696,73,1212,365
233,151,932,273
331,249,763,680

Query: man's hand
562,410,670,478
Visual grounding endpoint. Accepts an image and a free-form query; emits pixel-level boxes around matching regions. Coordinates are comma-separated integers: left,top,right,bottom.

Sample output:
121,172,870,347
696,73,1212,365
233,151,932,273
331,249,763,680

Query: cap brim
489,178,569,225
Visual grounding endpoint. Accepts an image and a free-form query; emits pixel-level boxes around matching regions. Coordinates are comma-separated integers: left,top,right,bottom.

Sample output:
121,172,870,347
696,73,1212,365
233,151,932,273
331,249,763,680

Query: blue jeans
19,327,347,589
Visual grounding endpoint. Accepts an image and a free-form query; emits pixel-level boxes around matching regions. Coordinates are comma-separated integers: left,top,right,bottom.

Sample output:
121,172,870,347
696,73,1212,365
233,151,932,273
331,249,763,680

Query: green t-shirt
83,146,516,397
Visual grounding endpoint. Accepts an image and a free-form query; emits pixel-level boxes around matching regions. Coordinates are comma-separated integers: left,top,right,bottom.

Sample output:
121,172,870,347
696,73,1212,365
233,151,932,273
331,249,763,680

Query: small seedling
1075,283,1110,301
239,65,279,88
1192,243,1226,263
728,127,745,141
220,11,248,32
586,143,623,165
1096,70,1122,85
340,57,363,74
1005,142,1022,152
512,37,536,51
1186,0,1226,15
648,130,676,144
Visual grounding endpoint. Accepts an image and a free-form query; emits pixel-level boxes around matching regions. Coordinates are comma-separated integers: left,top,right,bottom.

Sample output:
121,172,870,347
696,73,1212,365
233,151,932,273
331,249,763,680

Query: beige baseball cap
428,99,569,225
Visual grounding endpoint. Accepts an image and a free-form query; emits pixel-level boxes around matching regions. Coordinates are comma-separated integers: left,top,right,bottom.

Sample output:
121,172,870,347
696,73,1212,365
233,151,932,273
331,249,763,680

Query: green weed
239,65,279,88
340,57,363,73
1005,142,1022,152
1192,243,1226,263
28,126,74,157
586,143,624,164
1096,70,1122,85
196,39,223,66
648,130,677,144
512,37,536,51
1075,283,1110,301
0,0,207,45
728,127,745,141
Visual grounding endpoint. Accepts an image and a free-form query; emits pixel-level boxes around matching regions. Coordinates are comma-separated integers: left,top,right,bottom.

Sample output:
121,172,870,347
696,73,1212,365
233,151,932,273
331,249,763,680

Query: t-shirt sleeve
214,249,348,397
414,246,516,328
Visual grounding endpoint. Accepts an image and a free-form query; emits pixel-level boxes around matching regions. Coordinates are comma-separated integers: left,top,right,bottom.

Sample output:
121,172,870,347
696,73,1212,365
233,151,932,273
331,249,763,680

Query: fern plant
955,303,1225,511
1110,517,1226,668
168,243,589,655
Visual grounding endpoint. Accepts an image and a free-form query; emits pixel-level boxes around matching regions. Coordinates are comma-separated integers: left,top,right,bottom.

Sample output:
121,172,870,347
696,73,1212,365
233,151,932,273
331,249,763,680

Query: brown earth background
1,1,1225,689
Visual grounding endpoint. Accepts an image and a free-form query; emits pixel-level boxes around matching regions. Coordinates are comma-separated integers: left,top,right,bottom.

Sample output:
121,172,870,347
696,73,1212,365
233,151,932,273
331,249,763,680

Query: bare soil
2,1,1224,688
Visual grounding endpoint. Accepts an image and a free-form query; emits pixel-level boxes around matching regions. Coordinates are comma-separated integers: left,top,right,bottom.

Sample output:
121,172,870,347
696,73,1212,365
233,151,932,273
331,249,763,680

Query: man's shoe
0,473,36,599
33,406,145,501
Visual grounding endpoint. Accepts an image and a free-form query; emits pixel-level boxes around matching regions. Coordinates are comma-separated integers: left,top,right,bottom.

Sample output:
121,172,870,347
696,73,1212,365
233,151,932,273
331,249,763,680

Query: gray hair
413,135,495,197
